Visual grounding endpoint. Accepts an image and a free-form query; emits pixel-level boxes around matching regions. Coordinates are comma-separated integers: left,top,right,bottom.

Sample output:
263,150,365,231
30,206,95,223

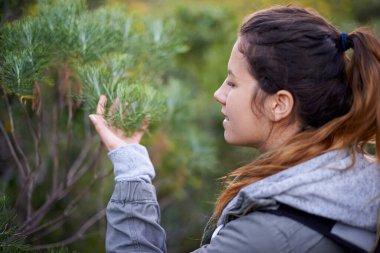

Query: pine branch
0,195,31,251
1,0,186,248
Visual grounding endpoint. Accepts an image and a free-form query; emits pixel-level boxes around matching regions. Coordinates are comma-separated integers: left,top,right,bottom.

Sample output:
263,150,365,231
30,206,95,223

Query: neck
257,121,301,153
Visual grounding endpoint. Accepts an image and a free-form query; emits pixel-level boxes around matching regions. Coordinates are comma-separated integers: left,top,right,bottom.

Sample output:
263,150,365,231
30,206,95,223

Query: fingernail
89,115,96,121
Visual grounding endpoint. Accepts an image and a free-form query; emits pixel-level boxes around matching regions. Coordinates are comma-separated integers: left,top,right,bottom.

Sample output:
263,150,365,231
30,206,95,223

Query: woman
89,6,380,253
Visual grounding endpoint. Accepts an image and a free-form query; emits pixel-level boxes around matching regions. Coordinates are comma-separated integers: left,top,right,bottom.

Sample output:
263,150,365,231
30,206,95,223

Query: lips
221,110,229,121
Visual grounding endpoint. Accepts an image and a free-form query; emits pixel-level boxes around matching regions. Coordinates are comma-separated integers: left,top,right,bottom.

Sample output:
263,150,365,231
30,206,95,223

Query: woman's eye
226,81,235,87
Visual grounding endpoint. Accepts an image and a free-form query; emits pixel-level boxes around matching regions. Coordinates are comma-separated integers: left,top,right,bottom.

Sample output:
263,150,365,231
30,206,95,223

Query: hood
218,148,380,232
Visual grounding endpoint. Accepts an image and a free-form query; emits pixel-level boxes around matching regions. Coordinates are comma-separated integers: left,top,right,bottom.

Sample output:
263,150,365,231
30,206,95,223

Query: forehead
229,40,245,66
228,39,253,81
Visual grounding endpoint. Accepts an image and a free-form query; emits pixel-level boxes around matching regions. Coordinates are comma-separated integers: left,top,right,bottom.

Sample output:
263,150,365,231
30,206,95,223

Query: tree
0,0,183,249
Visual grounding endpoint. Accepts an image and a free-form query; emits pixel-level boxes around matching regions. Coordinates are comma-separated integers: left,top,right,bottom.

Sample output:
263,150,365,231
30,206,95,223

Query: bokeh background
1,0,379,252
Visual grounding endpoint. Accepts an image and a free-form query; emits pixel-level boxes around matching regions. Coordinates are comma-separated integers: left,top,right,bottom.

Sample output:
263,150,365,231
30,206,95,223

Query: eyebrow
228,69,235,77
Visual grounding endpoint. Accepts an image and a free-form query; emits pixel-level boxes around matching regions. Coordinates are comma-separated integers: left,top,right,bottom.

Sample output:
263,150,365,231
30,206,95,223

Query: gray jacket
105,144,380,252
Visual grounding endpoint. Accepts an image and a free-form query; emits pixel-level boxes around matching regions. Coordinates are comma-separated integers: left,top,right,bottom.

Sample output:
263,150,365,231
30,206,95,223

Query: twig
33,83,43,176
59,62,73,172
83,108,92,140
70,144,103,186
31,208,106,250
51,103,59,192
3,94,31,175
20,103,38,148
21,144,106,232
5,96,34,219
26,169,111,237
19,104,41,220
65,138,94,186
19,183,64,232
0,120,25,179
27,209,68,239
21,104,41,171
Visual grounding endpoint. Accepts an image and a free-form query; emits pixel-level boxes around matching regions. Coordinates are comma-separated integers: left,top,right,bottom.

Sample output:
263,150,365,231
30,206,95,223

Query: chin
224,134,247,146
224,133,261,149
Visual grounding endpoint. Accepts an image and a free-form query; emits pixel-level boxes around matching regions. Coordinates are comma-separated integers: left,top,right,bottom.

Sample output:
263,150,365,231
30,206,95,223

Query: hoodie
105,145,380,253
202,148,380,251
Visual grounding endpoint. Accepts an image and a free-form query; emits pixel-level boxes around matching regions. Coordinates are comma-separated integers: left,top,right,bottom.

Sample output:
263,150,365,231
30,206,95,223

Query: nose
214,83,226,105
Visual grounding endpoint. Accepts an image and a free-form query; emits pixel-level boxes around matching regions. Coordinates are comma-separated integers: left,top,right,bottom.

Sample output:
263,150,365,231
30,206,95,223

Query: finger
89,114,131,150
96,95,107,115
89,114,113,146
89,114,108,131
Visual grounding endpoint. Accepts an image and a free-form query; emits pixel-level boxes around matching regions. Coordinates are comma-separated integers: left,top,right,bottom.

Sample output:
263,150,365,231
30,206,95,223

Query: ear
267,90,294,122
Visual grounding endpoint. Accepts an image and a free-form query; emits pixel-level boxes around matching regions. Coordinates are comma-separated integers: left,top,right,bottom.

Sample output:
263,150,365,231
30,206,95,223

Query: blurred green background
1,0,379,252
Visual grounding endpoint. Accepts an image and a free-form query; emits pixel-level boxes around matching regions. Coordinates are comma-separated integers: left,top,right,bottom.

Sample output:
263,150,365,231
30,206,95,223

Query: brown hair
212,6,380,223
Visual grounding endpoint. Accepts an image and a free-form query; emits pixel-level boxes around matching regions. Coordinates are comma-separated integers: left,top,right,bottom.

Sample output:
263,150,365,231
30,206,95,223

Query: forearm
106,145,167,253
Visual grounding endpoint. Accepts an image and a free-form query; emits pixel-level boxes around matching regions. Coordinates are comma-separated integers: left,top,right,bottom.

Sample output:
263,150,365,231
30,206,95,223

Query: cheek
241,110,270,135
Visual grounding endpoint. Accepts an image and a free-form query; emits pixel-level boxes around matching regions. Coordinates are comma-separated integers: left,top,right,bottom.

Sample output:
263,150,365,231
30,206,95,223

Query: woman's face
214,40,272,149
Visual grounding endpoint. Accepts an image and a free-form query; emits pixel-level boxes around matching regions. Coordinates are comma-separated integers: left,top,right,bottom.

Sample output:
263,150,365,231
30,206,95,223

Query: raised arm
105,144,167,253
89,96,167,252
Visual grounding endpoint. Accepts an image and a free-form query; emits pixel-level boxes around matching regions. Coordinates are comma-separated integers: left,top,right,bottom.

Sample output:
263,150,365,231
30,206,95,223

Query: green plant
0,0,184,249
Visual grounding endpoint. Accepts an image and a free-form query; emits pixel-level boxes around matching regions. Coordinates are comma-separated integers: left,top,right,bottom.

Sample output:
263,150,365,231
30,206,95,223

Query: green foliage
0,0,185,135
1,16,46,95
0,0,186,250
1,0,369,252
0,195,30,252
0,195,81,252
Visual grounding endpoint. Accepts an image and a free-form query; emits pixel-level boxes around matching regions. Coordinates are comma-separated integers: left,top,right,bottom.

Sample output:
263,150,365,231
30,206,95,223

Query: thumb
89,114,104,128
89,114,125,151
89,114,110,138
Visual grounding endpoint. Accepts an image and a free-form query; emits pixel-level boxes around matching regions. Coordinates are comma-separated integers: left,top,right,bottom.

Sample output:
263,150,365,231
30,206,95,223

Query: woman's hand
89,95,147,152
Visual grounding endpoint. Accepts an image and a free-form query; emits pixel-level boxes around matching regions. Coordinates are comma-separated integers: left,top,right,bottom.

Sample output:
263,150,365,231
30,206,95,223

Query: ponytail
344,29,380,159
212,10,380,225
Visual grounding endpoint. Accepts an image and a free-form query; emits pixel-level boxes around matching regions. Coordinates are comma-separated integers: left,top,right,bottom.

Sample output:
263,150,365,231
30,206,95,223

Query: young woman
89,6,380,253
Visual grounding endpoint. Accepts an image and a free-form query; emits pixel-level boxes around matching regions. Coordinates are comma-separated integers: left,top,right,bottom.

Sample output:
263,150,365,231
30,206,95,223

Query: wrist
107,144,155,183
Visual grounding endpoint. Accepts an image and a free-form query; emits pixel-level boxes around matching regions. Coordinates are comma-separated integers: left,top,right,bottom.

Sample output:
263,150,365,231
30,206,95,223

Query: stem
19,186,61,232
19,104,41,220
3,94,31,175
3,94,37,221
65,138,94,186
20,103,41,172
21,144,105,233
70,144,103,184
31,208,106,250
27,170,111,237
26,176,34,220
58,62,73,172
51,103,59,192
32,82,43,174
0,120,25,179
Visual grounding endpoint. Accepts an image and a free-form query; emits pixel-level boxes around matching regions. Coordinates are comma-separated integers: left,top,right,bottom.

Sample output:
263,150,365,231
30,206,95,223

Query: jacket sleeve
105,144,167,253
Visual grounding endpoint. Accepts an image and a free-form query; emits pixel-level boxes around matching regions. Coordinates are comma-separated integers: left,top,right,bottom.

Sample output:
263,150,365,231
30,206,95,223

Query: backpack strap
264,204,376,253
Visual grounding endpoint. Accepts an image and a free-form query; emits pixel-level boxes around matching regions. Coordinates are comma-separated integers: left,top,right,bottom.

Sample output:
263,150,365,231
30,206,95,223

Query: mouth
221,110,229,121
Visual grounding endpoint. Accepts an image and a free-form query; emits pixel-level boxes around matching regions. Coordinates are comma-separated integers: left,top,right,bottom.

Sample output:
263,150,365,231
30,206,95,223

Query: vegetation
0,0,378,252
